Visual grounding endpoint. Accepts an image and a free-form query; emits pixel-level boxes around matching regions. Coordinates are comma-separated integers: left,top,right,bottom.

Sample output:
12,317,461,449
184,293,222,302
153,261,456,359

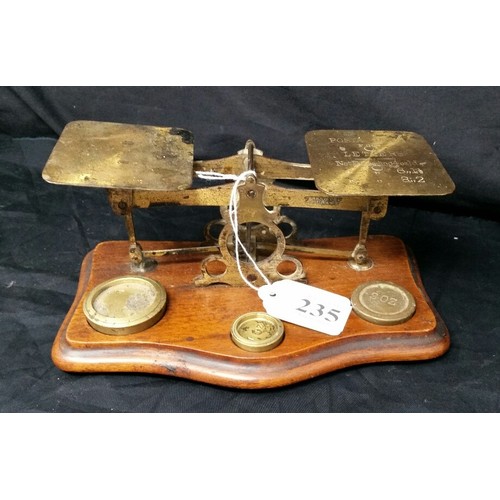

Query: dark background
0,86,498,412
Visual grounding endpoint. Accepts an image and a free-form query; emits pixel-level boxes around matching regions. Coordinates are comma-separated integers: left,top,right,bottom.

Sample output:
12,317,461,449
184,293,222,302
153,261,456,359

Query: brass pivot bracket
195,144,305,287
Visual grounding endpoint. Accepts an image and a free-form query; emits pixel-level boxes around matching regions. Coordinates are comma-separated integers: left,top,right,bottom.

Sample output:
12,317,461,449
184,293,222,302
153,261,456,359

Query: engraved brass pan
305,130,455,196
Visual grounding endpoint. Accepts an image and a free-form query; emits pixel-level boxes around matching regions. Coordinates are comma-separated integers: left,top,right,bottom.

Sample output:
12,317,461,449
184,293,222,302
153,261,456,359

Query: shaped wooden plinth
52,236,449,389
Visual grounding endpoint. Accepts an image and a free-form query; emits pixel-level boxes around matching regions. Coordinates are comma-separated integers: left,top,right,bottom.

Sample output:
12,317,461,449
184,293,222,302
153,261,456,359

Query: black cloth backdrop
0,86,498,412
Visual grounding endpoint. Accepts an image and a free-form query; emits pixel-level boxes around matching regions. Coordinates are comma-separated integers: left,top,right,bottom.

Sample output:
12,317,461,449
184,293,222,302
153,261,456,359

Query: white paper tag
258,279,352,336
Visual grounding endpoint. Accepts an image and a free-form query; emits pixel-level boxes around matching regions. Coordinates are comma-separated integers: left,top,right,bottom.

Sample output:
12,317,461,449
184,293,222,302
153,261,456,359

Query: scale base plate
52,236,449,389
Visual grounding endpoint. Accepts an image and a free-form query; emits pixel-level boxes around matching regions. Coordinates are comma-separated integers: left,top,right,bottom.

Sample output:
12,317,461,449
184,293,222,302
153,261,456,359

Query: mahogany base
52,236,450,389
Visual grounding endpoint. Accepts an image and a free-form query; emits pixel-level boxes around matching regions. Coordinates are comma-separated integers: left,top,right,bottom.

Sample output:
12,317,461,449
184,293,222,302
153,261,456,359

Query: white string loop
228,172,272,291
195,171,239,181
195,170,272,291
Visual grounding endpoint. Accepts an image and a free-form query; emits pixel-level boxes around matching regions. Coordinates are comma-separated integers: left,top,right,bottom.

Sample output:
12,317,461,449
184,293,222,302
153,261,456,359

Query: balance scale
42,121,455,388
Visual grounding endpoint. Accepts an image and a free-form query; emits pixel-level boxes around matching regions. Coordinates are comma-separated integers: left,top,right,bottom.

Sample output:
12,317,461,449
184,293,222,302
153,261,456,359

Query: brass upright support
349,209,373,270
348,197,388,271
123,210,145,267
108,189,152,270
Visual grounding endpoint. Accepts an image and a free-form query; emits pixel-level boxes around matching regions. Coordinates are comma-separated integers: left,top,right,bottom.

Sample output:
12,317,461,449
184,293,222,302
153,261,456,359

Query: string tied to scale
195,170,272,291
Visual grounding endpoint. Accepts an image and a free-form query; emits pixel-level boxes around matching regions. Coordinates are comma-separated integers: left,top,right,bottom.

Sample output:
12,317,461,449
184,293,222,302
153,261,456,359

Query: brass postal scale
42,121,455,389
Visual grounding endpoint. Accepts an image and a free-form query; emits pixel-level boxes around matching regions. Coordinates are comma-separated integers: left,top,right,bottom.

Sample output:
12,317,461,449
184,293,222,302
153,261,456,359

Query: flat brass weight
231,312,285,352
83,275,167,335
351,281,416,325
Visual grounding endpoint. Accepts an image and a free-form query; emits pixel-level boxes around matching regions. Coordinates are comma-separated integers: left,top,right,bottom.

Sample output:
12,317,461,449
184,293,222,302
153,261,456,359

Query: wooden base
52,236,450,389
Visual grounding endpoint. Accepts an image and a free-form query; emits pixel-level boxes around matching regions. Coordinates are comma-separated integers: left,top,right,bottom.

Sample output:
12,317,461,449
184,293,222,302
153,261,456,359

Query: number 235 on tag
258,279,352,336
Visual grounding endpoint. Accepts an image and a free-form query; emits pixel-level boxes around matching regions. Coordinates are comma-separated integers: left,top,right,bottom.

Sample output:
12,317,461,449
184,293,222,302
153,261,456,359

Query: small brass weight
42,120,455,388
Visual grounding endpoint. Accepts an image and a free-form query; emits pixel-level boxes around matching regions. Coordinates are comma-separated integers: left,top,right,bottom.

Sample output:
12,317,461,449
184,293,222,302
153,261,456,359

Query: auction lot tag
258,280,352,336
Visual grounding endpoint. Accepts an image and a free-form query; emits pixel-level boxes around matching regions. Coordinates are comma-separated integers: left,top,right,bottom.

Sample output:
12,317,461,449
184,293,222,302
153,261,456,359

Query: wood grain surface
51,236,450,388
